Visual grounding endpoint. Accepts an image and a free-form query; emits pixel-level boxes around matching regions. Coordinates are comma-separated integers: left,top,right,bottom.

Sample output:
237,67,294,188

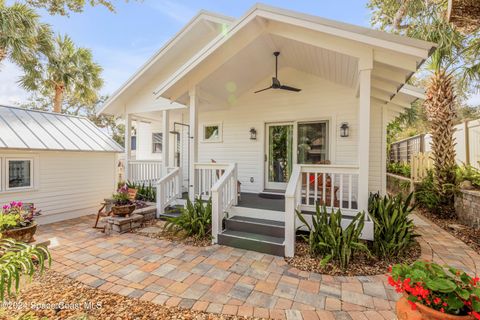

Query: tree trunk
0,48,7,63
423,70,457,217
53,84,64,113
393,0,412,31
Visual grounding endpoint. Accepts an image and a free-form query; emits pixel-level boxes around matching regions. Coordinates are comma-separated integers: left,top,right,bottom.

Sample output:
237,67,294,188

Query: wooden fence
411,152,434,182
389,134,425,164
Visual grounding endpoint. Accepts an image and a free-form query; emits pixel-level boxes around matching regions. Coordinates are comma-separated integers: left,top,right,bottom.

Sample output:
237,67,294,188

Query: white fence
128,160,163,185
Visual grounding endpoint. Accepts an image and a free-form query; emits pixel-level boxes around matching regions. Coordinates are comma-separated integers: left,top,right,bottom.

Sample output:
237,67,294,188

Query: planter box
134,203,157,222
2,223,37,243
455,189,480,229
106,214,143,234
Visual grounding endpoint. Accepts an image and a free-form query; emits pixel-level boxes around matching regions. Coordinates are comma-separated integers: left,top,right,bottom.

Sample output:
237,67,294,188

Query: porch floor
237,193,285,212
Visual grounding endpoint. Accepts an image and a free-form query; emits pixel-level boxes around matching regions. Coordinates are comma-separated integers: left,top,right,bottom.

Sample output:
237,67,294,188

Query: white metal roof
0,106,123,152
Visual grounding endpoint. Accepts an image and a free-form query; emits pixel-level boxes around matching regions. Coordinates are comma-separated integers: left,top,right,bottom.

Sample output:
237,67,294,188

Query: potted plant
389,261,480,320
111,185,136,217
0,201,39,243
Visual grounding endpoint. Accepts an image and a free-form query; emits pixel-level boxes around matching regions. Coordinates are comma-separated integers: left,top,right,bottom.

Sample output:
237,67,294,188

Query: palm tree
0,1,52,66
368,0,479,216
20,35,103,113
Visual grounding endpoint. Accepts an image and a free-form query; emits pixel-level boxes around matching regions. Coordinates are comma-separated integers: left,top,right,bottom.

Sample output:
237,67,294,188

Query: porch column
162,110,170,175
188,88,198,201
358,65,372,212
124,112,132,182
381,106,388,196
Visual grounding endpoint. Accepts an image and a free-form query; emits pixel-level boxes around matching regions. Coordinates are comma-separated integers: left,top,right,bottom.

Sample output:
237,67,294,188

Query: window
152,133,162,153
131,136,137,151
7,159,33,190
202,123,222,142
297,121,329,164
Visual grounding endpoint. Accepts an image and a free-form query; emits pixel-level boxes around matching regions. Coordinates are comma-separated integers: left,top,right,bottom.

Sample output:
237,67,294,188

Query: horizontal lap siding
369,103,383,193
0,151,117,224
196,70,359,193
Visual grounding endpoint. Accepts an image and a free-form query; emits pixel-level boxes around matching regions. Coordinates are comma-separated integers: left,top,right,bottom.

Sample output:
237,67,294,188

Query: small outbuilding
0,105,123,224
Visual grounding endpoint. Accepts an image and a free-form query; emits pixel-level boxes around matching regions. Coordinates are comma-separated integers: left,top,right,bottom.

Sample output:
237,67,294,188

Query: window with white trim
152,133,163,153
6,158,33,190
202,123,222,142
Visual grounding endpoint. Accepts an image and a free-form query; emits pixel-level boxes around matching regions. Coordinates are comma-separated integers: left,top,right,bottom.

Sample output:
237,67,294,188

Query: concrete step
225,215,285,238
158,205,183,219
218,229,285,256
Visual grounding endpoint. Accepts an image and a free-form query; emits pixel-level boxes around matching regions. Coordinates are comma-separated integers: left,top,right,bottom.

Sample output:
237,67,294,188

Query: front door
265,123,294,190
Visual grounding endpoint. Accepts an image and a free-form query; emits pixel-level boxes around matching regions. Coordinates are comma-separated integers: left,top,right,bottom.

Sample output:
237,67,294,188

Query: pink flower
16,201,22,207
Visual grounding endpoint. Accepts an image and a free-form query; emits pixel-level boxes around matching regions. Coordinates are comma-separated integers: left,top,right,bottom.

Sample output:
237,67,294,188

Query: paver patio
35,214,479,320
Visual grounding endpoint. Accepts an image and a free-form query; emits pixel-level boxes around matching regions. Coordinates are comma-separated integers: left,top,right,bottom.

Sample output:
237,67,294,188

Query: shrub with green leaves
389,261,480,317
296,205,369,270
456,164,480,189
369,192,417,258
387,162,411,178
164,198,212,239
0,239,51,301
126,181,156,202
415,170,442,211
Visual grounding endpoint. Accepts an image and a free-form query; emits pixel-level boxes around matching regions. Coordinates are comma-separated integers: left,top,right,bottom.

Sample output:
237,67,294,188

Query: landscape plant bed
285,238,421,276
0,270,262,320
416,208,480,254
132,219,212,247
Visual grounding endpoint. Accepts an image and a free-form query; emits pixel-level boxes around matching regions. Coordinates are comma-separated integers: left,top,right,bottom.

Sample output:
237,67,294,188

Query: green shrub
164,198,212,239
296,205,369,270
0,239,51,301
456,164,480,189
0,214,20,232
126,181,156,202
369,192,417,258
387,162,411,178
415,170,442,211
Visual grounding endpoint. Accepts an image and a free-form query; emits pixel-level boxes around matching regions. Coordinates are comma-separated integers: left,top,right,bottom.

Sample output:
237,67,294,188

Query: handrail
211,163,237,244
285,165,301,257
156,167,182,217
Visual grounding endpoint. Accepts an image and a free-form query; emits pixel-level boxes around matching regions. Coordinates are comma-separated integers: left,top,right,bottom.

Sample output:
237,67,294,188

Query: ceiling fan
254,51,301,94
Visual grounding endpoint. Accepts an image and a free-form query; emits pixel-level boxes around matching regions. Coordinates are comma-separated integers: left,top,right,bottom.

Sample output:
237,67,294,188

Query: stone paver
36,214,479,320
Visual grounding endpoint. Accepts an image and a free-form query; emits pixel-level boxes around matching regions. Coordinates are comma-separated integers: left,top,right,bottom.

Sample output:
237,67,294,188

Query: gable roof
0,106,123,153
97,10,235,116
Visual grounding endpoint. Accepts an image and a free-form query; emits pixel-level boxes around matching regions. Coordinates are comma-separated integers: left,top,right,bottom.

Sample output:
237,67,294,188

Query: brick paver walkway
36,214,479,320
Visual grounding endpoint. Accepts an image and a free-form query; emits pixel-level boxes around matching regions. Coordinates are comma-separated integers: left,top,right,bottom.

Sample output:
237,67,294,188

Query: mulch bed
132,220,212,247
285,239,421,276
416,209,480,255
0,270,262,320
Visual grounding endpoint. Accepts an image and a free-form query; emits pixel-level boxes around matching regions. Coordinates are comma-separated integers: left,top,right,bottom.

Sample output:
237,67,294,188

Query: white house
0,105,123,224
99,4,434,256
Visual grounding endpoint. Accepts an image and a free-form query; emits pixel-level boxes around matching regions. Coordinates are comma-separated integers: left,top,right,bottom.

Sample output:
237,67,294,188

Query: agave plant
296,205,369,270
369,192,417,259
0,239,51,301
164,198,212,239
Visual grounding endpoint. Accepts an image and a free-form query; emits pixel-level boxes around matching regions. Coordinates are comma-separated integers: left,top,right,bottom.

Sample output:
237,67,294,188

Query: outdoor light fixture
340,122,349,137
250,128,257,140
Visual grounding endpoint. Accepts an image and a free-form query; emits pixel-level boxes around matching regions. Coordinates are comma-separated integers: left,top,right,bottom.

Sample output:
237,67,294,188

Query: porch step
225,216,285,238
258,190,284,200
218,216,285,256
158,205,183,219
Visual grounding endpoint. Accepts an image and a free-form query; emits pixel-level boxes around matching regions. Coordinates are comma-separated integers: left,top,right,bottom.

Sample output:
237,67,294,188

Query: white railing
128,160,163,185
284,164,361,257
193,163,231,199
210,163,238,244
156,167,182,216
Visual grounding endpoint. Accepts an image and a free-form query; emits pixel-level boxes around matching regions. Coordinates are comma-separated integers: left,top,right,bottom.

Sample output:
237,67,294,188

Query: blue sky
1,0,478,106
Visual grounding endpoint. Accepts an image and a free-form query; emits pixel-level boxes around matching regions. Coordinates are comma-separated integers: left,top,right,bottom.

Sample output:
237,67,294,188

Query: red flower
442,302,448,307
407,300,417,311
433,298,441,305
440,308,445,313
471,311,480,320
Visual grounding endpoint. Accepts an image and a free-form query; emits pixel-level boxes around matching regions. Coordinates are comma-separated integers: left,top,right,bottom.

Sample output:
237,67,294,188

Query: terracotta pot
396,296,473,320
112,204,136,217
2,222,37,243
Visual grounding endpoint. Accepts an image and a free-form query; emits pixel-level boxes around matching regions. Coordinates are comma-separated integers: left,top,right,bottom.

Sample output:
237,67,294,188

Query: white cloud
0,62,30,106
146,0,196,24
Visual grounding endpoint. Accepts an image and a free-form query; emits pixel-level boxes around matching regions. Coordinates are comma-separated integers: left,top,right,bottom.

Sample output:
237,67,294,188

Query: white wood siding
135,121,163,161
0,150,117,224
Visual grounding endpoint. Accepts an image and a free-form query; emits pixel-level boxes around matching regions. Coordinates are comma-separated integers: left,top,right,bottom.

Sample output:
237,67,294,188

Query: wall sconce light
340,122,349,137
249,127,257,140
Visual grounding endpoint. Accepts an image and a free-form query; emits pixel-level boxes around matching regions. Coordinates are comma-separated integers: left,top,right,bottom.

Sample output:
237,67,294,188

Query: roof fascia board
97,11,234,116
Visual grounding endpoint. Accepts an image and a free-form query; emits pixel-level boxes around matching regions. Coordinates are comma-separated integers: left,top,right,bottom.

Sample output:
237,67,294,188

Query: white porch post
124,112,132,182
381,106,388,196
358,61,372,212
188,88,198,201
162,110,170,176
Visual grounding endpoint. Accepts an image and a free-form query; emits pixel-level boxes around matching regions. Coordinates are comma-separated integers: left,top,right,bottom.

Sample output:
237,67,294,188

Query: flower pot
396,296,473,320
112,204,136,217
2,222,37,243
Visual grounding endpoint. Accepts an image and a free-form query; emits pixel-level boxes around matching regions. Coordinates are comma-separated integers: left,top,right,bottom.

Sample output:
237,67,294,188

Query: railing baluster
306,173,310,206
339,174,344,209
331,173,335,207
314,172,318,207
322,173,326,206
348,174,352,210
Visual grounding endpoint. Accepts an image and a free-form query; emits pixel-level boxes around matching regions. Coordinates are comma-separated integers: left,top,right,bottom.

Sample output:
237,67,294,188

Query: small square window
7,159,33,189
202,123,222,142
152,133,162,153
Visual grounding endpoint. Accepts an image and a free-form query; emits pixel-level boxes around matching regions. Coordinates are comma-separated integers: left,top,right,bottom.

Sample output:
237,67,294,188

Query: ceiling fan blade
254,86,273,93
280,85,301,92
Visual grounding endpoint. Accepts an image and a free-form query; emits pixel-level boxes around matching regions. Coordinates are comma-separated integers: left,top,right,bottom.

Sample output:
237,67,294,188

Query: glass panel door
265,123,293,190
297,121,328,164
